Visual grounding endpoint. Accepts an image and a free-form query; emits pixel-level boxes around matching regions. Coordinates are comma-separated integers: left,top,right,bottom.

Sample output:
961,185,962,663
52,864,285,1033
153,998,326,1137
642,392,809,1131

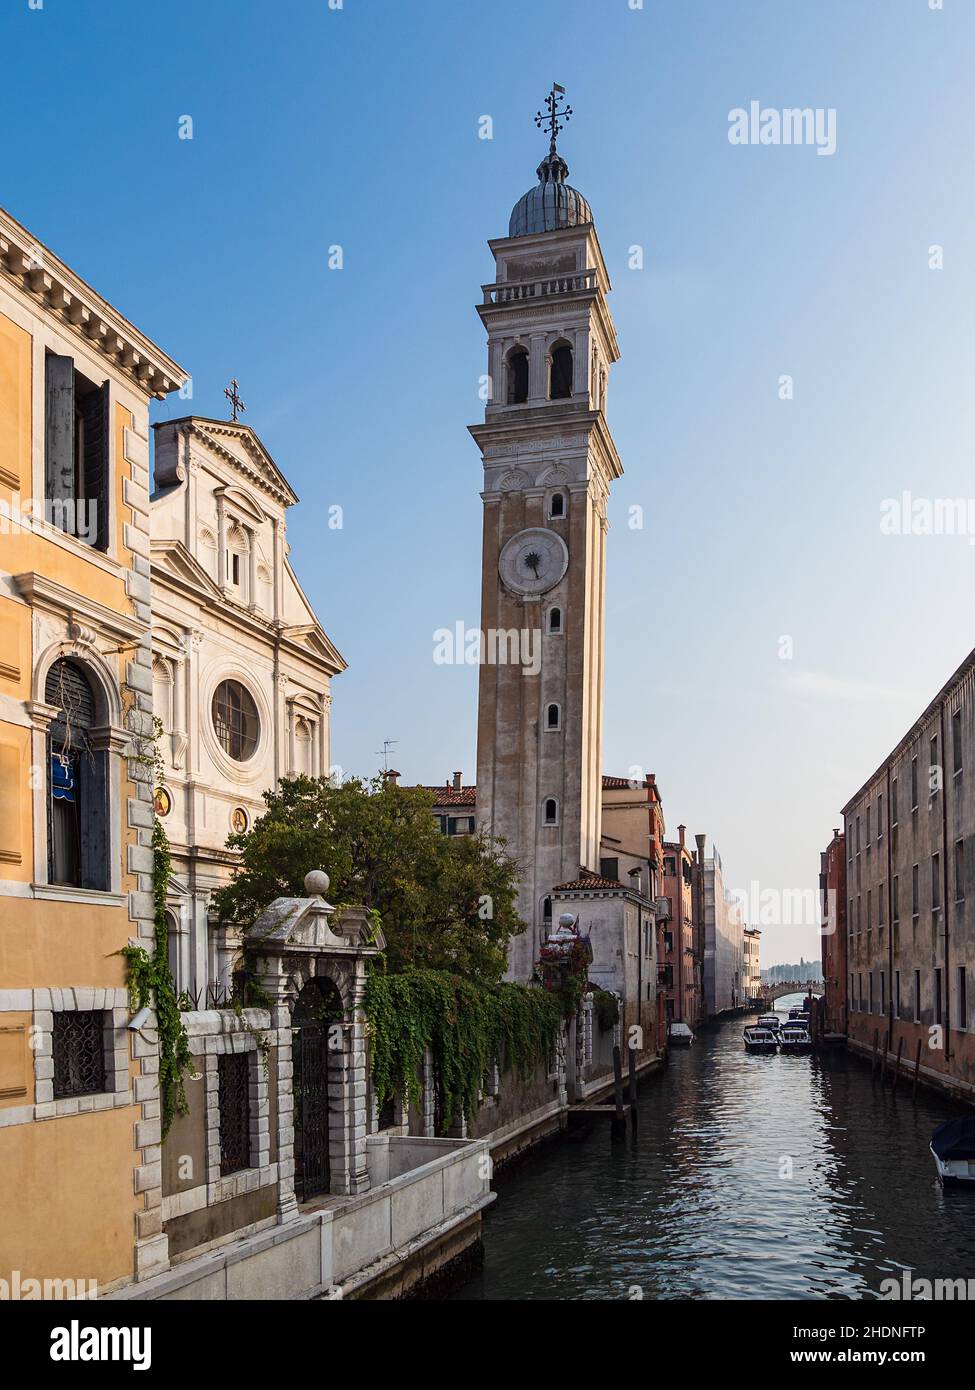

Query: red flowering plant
538,932,594,1019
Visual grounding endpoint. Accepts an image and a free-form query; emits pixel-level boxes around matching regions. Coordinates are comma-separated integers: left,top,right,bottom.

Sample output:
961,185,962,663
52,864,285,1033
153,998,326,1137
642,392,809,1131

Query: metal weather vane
535,83,572,154
224,378,246,423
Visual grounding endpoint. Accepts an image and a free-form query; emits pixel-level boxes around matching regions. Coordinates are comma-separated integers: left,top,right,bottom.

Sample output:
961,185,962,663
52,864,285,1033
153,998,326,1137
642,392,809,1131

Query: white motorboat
744,1026,778,1054
778,1020,812,1053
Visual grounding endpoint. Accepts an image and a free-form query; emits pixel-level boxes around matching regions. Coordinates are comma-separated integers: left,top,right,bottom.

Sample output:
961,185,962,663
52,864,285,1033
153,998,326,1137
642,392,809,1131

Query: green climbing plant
592,988,620,1033
118,817,193,1140
364,966,561,1131
116,696,194,1141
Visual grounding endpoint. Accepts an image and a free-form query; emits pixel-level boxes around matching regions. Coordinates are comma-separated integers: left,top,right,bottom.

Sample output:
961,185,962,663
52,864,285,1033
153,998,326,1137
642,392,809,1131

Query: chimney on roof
695,832,706,866
678,824,686,850
453,771,462,793
383,768,401,786
833,827,841,839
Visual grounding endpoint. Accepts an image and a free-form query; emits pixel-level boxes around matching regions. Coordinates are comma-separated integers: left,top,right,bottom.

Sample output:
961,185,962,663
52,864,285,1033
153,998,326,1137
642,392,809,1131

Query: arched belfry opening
549,341,574,400
507,346,529,404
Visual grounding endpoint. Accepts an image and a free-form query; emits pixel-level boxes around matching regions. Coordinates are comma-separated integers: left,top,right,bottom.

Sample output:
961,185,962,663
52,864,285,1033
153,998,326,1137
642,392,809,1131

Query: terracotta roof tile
553,870,625,892
423,786,477,807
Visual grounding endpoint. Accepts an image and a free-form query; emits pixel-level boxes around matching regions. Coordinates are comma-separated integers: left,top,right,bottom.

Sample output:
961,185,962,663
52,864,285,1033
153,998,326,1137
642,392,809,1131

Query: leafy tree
213,774,525,986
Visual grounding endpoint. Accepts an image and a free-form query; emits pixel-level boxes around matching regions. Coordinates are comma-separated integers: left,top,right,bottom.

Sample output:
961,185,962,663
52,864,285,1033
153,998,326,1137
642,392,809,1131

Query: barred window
52,1011,106,1099
218,1053,251,1175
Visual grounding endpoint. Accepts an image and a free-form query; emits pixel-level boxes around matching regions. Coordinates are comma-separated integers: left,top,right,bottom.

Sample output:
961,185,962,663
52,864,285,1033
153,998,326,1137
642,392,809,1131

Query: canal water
453,995,975,1300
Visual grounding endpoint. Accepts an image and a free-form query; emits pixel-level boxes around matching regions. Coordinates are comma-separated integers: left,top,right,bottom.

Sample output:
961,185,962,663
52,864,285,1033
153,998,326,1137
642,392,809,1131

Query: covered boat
778,1020,812,1053
757,1014,781,1031
668,1021,694,1046
930,1117,975,1186
744,1026,778,1054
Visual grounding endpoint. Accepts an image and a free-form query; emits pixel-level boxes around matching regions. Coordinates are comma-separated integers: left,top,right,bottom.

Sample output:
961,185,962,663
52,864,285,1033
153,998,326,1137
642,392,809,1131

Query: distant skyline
2,0,972,965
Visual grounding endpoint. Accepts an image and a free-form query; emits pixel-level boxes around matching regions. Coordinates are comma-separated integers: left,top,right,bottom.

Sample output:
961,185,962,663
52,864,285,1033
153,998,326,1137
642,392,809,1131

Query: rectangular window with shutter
44,354,110,551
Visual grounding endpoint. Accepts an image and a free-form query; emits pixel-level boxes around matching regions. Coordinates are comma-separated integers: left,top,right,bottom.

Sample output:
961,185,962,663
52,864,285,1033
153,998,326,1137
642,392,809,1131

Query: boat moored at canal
778,1021,813,1054
743,1026,779,1053
669,1022,695,1046
757,1014,782,1031
930,1118,975,1187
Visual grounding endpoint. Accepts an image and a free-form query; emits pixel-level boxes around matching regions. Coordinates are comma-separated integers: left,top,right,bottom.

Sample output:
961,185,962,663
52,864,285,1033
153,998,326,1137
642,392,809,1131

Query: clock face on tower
498,527,569,597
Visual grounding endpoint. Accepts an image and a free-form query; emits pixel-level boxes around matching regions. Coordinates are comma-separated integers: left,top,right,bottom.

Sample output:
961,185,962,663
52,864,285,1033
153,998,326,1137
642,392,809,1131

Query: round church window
212,680,260,762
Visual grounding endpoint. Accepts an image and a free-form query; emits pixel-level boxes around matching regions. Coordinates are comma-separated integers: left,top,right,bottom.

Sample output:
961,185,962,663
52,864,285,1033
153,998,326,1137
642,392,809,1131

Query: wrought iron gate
292,1023,330,1201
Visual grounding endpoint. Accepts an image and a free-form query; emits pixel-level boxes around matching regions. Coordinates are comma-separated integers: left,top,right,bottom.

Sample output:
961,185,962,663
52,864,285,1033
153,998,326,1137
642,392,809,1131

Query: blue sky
3,0,973,963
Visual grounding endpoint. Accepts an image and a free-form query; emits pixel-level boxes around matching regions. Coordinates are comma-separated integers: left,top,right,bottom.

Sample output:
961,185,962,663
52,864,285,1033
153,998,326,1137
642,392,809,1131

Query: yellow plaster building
0,207,183,1291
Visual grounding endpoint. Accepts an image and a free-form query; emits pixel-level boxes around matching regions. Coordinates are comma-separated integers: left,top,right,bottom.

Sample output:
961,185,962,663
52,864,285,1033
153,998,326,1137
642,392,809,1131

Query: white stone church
149,416,345,1001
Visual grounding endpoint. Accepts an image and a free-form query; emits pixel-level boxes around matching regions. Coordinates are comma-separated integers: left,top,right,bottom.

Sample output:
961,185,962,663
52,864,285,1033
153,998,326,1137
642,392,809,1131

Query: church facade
149,417,345,1003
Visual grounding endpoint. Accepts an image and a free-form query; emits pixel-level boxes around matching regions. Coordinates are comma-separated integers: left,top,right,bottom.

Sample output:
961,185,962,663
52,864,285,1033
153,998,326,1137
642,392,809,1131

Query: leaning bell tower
471,87,623,981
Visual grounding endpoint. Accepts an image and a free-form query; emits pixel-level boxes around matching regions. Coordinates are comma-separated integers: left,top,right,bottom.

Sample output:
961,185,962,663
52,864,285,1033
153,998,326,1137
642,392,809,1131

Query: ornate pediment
149,539,223,600
246,895,385,956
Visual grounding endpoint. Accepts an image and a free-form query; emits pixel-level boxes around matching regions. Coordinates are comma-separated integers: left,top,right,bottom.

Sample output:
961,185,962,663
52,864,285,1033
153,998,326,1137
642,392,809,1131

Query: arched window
226,522,249,591
548,607,563,635
152,656,173,734
550,492,565,519
45,658,110,890
295,716,313,775
550,342,574,400
546,703,562,731
542,896,553,927
506,346,529,405
165,910,181,994
212,680,260,762
543,798,559,827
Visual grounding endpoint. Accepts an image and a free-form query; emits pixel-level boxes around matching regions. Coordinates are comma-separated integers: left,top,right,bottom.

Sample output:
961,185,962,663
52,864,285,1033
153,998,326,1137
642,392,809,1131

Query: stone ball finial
304,870,330,897
558,912,577,930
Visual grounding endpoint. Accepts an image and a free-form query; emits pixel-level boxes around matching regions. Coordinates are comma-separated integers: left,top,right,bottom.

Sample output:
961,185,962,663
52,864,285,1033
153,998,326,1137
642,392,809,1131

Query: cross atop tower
535,83,572,155
224,378,246,423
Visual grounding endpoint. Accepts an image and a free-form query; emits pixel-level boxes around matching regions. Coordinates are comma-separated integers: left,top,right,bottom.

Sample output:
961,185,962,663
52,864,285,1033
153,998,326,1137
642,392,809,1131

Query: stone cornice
0,206,185,400
470,409,623,483
13,572,145,643
150,566,346,679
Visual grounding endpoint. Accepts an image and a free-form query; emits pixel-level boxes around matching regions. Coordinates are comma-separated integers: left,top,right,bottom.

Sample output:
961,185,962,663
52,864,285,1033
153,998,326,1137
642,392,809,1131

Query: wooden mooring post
628,1046,638,1129
612,1045,627,1138
913,1039,923,1102
893,1036,904,1094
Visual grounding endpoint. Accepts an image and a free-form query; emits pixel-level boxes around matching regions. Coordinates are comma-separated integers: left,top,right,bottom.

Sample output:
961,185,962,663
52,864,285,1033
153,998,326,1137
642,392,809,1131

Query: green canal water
452,995,975,1300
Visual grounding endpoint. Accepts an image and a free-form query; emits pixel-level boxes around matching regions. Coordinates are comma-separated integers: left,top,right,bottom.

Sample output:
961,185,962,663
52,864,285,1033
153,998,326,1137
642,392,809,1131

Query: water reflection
453,996,975,1300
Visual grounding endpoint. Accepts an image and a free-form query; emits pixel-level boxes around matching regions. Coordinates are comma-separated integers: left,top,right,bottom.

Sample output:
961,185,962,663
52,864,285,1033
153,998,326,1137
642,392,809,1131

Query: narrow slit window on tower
507,346,529,404
550,492,565,518
546,703,561,731
549,343,574,400
543,798,559,826
548,607,562,634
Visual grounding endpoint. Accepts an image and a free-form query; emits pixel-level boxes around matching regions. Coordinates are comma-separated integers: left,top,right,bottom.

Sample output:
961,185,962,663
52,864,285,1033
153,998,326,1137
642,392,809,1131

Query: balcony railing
482,269,598,305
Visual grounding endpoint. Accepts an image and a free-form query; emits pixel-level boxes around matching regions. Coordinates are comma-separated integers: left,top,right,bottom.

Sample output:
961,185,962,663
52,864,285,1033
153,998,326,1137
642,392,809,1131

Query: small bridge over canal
760,981,824,1007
